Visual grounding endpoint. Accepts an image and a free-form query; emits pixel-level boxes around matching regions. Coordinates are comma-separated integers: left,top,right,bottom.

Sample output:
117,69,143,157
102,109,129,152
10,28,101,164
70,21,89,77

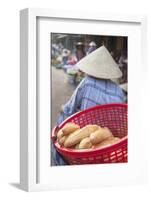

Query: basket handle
51,125,59,143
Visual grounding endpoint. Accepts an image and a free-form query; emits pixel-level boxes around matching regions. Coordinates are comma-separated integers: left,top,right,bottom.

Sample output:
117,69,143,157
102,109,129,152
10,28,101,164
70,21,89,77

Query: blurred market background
51,33,128,128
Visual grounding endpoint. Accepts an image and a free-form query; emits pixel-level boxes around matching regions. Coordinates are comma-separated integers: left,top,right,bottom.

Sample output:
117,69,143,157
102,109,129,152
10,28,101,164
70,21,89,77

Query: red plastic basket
51,103,128,165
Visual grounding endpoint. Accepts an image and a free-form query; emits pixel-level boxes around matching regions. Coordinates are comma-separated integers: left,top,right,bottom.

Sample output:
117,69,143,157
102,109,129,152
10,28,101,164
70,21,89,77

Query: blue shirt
56,76,124,125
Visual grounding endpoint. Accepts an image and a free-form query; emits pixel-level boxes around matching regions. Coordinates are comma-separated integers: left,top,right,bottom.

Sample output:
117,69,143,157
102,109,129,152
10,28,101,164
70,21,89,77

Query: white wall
0,0,151,199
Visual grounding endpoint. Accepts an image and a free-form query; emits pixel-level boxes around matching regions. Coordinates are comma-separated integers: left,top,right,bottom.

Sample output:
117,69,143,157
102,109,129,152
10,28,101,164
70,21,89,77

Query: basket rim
51,103,127,157
59,103,127,129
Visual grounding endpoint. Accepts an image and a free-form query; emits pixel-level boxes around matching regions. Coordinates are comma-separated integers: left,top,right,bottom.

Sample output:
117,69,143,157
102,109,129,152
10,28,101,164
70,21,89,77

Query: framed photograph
20,8,147,191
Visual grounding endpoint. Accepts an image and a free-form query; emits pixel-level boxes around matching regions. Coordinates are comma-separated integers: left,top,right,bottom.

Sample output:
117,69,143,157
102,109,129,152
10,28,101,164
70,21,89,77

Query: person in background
62,49,70,65
118,50,127,83
84,40,90,55
52,45,125,166
87,41,97,54
75,42,85,61
67,53,76,65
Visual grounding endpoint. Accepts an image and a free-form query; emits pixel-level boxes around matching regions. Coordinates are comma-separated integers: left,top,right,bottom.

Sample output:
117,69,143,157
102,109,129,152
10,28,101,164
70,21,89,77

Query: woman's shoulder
78,76,122,93
80,76,107,89
78,76,94,87
84,76,96,83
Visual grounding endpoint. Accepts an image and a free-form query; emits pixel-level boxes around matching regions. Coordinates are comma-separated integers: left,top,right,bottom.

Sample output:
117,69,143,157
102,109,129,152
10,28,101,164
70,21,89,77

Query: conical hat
76,45,122,79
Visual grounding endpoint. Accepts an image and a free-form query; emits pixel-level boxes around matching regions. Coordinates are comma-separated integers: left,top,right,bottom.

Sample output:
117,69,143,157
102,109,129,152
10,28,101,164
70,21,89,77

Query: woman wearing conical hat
52,45,125,166
56,45,124,124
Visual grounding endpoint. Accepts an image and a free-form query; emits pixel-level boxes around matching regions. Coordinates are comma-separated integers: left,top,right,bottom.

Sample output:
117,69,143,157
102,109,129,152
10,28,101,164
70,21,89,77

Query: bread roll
90,127,113,145
92,137,120,149
64,124,100,147
62,122,80,135
57,129,64,140
78,137,92,149
74,143,80,149
58,135,67,146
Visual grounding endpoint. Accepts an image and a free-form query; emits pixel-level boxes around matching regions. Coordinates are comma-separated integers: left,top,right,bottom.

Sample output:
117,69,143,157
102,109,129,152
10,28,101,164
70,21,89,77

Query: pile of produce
57,122,121,150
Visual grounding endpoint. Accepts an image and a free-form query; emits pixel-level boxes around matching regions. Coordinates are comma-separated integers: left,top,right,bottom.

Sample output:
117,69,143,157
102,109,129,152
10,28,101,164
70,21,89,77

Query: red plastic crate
51,103,128,165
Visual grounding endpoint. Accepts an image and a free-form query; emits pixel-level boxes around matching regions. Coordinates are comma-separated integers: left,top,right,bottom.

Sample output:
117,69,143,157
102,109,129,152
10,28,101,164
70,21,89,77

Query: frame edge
20,8,29,191
20,8,148,191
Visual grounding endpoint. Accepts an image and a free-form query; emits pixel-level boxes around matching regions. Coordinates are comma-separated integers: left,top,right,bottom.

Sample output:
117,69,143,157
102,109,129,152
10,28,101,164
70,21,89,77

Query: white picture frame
20,8,147,191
